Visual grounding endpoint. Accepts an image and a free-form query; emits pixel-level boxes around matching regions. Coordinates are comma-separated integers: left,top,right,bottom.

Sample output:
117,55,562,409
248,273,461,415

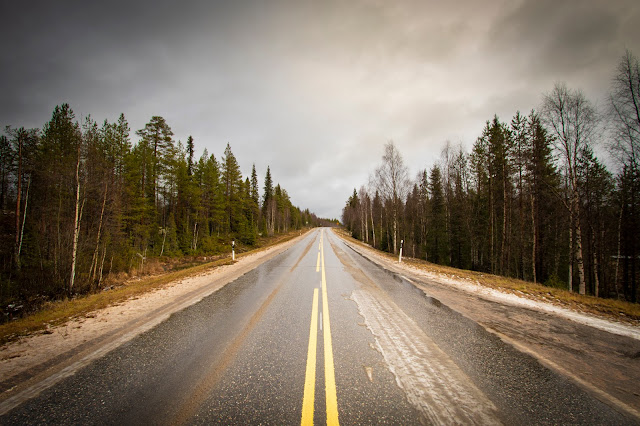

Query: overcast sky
2,0,639,219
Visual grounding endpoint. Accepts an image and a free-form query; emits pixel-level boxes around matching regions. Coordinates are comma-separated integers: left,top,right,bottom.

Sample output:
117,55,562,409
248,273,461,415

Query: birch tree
542,83,599,295
374,141,410,254
609,50,640,171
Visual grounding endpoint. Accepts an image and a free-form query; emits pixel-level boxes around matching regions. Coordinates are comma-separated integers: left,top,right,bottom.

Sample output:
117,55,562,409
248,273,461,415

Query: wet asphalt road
1,228,636,425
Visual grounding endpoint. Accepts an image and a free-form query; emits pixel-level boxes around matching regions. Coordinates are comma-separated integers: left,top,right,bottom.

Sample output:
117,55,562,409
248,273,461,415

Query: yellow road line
301,288,319,426
321,232,340,425
316,252,320,272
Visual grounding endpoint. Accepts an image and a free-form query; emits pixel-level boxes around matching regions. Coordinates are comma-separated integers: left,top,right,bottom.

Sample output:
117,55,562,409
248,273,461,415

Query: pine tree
0,134,12,211
263,166,275,235
428,165,447,265
470,123,492,271
36,104,83,290
221,143,243,235
579,147,614,296
250,164,260,232
525,111,559,284
136,116,174,210
449,148,471,269
195,150,223,242
5,127,38,271
241,177,256,244
511,111,528,279
418,170,429,259
186,136,195,177
343,188,360,238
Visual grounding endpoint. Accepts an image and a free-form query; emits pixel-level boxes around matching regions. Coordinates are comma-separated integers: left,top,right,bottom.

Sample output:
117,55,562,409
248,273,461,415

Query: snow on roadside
408,267,640,341
339,235,640,342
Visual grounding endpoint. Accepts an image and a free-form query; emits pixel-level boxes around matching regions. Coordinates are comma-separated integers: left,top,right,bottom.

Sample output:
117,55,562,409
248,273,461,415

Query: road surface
0,228,637,424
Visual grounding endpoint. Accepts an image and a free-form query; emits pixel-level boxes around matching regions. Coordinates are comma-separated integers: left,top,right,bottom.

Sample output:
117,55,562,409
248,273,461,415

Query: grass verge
334,228,640,325
0,229,309,346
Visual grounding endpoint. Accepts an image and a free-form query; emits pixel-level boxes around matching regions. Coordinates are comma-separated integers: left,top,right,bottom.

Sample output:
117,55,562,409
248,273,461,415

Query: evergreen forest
1,107,320,317
342,50,640,303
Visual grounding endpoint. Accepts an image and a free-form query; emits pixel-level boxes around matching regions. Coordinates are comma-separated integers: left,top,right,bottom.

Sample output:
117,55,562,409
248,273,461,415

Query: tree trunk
69,147,82,295
18,176,30,258
90,182,108,283
14,135,22,270
530,191,537,284
501,164,508,275
489,174,495,274
192,222,198,251
160,230,167,256
392,214,398,255
371,201,376,247
593,232,600,298
573,190,586,295
575,222,586,295
55,191,62,279
519,168,525,280
631,186,637,303
360,203,365,242
614,205,623,298
568,216,573,293
364,200,369,243
380,209,383,251
98,245,107,287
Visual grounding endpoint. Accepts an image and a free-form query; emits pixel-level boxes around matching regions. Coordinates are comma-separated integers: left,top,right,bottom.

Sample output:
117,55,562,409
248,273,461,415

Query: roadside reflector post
232,240,235,261
399,239,403,263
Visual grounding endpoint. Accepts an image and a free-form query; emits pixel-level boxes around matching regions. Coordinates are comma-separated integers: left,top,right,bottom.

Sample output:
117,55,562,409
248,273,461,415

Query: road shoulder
0,231,309,407
333,229,640,419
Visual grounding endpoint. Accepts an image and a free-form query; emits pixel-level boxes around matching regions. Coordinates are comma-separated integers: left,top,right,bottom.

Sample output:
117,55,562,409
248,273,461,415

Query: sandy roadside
0,231,309,396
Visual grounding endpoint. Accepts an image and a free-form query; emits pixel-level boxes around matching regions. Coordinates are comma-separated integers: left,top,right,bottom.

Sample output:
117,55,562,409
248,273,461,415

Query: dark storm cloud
1,0,639,218
1,0,242,126
488,0,636,80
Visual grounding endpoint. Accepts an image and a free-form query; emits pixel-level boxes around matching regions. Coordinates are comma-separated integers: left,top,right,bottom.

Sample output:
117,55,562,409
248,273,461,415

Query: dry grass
334,229,640,325
0,229,308,345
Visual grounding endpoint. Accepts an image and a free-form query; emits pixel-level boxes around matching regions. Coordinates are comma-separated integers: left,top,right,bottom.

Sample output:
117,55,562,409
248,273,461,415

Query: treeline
1,105,320,310
343,50,640,303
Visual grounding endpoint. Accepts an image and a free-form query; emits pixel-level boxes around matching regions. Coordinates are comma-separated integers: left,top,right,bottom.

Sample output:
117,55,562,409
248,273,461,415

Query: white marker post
232,240,235,261
399,239,403,263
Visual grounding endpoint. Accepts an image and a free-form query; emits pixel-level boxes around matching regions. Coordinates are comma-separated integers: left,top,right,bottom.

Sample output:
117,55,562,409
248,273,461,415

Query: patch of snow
407,267,640,342
339,236,640,342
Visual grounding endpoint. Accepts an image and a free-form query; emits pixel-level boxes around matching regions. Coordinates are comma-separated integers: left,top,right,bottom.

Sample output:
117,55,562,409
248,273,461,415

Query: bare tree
609,49,640,302
69,142,84,294
609,49,640,170
542,83,599,295
367,174,378,248
358,186,369,243
374,141,410,254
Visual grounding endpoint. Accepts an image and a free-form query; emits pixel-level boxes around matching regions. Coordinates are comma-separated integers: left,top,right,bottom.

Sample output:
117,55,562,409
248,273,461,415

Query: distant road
1,228,637,424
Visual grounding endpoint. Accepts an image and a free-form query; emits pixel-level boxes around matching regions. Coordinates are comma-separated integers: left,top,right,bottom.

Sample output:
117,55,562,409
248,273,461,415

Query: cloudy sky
2,0,639,218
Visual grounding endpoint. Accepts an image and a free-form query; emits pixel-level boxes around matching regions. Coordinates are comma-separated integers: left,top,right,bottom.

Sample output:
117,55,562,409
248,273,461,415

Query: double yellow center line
301,230,339,425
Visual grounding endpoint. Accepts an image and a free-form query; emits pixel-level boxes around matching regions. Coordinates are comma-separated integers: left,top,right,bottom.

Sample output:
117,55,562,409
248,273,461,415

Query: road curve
0,228,635,425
